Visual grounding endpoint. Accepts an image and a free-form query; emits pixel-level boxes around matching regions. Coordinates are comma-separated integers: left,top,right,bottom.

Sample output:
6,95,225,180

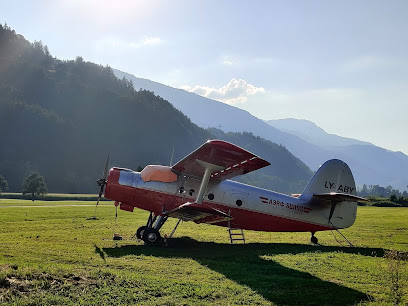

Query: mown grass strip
0,201,407,305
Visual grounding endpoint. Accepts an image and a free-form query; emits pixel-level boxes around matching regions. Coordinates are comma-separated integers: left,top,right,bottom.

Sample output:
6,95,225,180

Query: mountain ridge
265,118,372,148
114,70,332,169
115,70,408,191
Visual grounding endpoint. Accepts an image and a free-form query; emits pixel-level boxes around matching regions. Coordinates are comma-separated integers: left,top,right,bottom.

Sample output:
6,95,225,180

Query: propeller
90,154,109,220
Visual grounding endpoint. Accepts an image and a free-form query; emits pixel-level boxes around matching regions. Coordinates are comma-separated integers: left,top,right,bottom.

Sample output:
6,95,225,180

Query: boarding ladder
228,227,245,244
228,219,245,244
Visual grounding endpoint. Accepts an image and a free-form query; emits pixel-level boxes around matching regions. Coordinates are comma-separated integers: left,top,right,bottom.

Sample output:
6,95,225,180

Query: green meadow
0,199,407,305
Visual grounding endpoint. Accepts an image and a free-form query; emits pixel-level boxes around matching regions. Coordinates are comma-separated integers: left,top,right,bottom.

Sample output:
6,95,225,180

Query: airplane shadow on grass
103,238,383,305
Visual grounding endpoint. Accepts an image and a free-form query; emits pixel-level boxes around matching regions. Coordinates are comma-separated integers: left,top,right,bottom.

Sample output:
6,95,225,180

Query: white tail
302,159,356,196
301,159,361,229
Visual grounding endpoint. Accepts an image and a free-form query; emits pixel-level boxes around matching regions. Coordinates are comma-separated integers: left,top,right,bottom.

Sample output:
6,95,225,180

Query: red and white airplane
96,140,365,245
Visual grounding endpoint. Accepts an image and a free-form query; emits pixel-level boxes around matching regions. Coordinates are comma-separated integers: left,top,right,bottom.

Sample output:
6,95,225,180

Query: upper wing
172,140,270,181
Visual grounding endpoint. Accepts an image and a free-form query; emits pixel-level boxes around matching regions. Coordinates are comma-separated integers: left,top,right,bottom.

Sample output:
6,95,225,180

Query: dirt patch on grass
0,270,102,303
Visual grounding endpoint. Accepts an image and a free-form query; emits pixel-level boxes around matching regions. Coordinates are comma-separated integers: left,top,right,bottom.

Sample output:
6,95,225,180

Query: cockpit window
118,170,138,187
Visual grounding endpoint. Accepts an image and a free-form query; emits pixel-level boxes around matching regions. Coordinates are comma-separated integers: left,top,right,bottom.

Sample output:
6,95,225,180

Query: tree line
358,184,408,206
0,172,47,199
358,184,408,198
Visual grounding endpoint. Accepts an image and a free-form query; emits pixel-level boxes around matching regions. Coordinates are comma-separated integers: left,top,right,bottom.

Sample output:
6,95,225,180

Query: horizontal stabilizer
165,202,233,224
313,193,368,203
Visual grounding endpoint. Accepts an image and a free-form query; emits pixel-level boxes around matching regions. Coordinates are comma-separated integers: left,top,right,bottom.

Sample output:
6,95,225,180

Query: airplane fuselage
105,167,357,233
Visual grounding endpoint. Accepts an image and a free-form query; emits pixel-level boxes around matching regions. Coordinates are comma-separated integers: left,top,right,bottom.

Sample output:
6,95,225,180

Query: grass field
0,199,407,305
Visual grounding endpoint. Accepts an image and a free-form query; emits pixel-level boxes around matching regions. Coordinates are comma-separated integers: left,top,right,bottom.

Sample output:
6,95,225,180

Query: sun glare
54,0,156,25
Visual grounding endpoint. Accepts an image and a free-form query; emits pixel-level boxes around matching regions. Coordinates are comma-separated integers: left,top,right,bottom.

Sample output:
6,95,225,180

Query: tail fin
301,159,363,229
301,159,357,197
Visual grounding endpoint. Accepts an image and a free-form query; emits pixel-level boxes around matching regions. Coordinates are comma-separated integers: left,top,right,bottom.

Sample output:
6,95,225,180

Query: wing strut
195,160,223,204
164,159,231,225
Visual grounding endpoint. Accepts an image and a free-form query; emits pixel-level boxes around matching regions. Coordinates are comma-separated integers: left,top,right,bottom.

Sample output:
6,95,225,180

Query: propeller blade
96,186,103,206
92,185,104,219
90,154,110,220
103,154,110,180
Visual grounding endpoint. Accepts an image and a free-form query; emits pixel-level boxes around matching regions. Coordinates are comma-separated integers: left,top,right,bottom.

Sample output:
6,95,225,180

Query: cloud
95,36,163,50
142,36,162,46
218,55,282,68
220,56,235,66
223,59,234,66
182,78,266,105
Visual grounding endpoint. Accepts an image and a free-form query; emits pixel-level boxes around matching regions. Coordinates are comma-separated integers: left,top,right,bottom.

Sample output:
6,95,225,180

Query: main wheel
142,228,161,244
136,226,146,240
311,235,318,245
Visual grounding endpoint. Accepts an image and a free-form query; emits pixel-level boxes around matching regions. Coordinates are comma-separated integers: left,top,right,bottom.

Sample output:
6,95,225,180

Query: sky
3,0,408,154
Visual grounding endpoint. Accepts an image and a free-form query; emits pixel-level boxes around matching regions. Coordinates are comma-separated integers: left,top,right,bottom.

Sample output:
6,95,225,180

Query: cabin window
208,193,215,200
231,193,248,207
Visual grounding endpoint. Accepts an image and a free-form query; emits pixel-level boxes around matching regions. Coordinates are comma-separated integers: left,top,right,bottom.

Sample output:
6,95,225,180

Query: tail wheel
311,235,318,245
142,228,161,244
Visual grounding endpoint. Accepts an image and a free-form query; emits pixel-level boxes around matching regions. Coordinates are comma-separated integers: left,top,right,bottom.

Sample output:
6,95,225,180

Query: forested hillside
0,24,211,193
0,25,311,194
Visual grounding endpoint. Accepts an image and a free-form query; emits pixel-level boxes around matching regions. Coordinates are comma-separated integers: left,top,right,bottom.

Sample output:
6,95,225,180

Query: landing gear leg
136,212,169,244
311,232,318,245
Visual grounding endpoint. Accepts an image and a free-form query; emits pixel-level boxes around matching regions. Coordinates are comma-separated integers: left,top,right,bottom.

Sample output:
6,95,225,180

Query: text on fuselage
260,197,312,213
325,181,355,193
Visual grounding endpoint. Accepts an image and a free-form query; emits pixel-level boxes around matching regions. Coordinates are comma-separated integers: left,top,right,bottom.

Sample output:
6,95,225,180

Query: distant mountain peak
265,118,372,148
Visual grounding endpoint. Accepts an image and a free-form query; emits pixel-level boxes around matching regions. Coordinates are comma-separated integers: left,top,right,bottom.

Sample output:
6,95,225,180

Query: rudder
301,159,357,197
301,159,360,229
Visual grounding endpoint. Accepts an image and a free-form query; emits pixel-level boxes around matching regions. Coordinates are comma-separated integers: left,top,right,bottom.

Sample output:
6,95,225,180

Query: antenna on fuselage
169,145,175,166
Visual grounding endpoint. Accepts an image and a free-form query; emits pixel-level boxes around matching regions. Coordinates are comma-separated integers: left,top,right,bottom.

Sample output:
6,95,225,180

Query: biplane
96,140,365,245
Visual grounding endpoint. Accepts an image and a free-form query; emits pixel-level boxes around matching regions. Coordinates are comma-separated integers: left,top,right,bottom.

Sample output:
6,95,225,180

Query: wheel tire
311,235,318,245
142,228,161,244
136,226,146,240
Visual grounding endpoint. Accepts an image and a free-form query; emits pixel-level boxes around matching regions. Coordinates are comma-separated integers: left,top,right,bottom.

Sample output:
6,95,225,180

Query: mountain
115,70,408,191
266,119,408,191
0,25,311,194
265,118,371,148
114,70,331,169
